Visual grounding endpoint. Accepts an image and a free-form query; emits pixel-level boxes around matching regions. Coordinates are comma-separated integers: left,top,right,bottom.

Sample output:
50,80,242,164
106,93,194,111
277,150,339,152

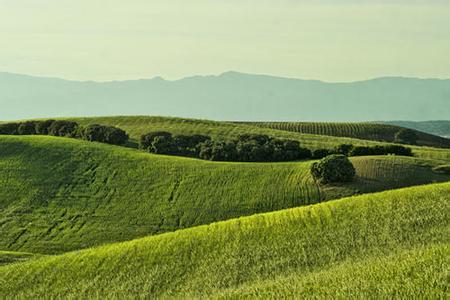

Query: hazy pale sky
0,0,449,81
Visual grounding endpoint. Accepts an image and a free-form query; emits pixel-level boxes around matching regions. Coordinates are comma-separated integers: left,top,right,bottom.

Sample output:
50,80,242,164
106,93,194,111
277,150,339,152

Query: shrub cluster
312,143,412,159
0,120,79,137
140,131,210,156
348,145,412,157
78,124,129,145
0,120,128,145
140,132,312,162
310,154,356,184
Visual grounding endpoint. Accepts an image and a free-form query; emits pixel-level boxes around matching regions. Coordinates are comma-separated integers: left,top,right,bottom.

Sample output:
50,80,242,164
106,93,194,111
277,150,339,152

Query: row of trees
140,132,312,162
312,143,412,159
0,120,129,145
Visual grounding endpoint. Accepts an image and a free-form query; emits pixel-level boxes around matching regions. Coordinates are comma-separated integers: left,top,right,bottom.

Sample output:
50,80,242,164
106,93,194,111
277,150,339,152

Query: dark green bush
18,122,37,135
334,144,354,155
349,145,412,157
173,134,210,156
349,146,372,156
312,149,331,159
140,132,311,162
80,124,129,145
0,123,20,135
234,135,311,162
48,121,79,137
103,126,129,145
310,154,356,184
150,135,178,155
141,132,210,156
199,140,238,161
35,120,56,135
140,131,172,150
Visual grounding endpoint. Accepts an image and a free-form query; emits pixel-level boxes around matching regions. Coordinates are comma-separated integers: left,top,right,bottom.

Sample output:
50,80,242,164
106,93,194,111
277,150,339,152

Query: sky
0,0,449,82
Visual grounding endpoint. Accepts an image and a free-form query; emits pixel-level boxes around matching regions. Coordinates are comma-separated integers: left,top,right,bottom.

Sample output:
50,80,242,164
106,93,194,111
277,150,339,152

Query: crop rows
1,182,448,298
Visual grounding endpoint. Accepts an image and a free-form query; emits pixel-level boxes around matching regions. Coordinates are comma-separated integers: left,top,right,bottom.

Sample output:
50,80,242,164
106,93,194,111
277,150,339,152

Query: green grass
1,135,448,254
1,182,448,298
68,116,450,162
0,251,40,266
246,121,450,148
217,245,448,299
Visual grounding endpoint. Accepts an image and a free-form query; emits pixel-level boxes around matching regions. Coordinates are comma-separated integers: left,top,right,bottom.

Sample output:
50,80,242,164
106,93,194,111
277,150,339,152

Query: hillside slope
1,183,448,298
69,116,450,161
1,72,449,121
1,136,448,254
381,120,450,138
246,121,450,148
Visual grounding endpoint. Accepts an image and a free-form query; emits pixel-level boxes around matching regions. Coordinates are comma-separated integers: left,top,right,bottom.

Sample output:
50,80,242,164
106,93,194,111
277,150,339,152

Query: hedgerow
0,120,129,146
140,132,312,162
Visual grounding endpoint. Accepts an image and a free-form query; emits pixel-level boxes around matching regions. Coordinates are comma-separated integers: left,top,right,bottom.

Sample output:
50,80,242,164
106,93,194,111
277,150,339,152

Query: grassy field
1,135,448,254
246,121,450,148
68,116,450,162
0,251,40,266
1,182,448,298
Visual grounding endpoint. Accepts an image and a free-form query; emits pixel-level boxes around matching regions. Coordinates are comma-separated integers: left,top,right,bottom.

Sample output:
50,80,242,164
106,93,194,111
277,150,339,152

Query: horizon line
1,70,449,84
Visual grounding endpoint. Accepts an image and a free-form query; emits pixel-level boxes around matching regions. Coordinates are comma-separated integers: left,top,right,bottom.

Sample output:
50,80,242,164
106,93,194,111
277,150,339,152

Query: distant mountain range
0,71,449,122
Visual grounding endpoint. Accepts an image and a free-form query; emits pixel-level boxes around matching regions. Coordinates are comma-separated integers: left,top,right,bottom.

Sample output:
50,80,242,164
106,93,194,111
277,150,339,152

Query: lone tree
310,154,356,184
395,128,418,145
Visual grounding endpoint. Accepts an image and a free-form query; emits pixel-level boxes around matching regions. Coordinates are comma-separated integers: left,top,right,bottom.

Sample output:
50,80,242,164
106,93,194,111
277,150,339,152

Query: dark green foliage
140,131,172,150
334,144,354,156
199,140,238,161
0,123,20,135
380,145,412,156
141,132,208,156
1,120,78,137
173,134,210,156
17,122,37,135
0,120,129,146
213,135,311,162
349,145,412,157
48,120,79,137
349,146,372,156
233,135,311,162
432,165,450,175
312,149,331,159
395,128,418,145
310,154,356,184
103,126,129,145
150,135,178,154
35,120,56,135
79,124,129,145
141,132,311,162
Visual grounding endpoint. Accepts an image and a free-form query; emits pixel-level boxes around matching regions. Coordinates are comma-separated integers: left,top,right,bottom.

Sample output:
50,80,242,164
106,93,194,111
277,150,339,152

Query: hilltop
244,121,450,148
1,182,448,298
66,116,450,161
380,120,450,138
1,71,449,121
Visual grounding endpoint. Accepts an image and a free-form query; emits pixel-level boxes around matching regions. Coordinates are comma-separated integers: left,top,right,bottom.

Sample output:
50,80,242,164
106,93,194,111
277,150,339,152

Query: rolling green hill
1,135,448,254
381,120,450,138
1,183,448,298
245,121,450,148
66,116,450,162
